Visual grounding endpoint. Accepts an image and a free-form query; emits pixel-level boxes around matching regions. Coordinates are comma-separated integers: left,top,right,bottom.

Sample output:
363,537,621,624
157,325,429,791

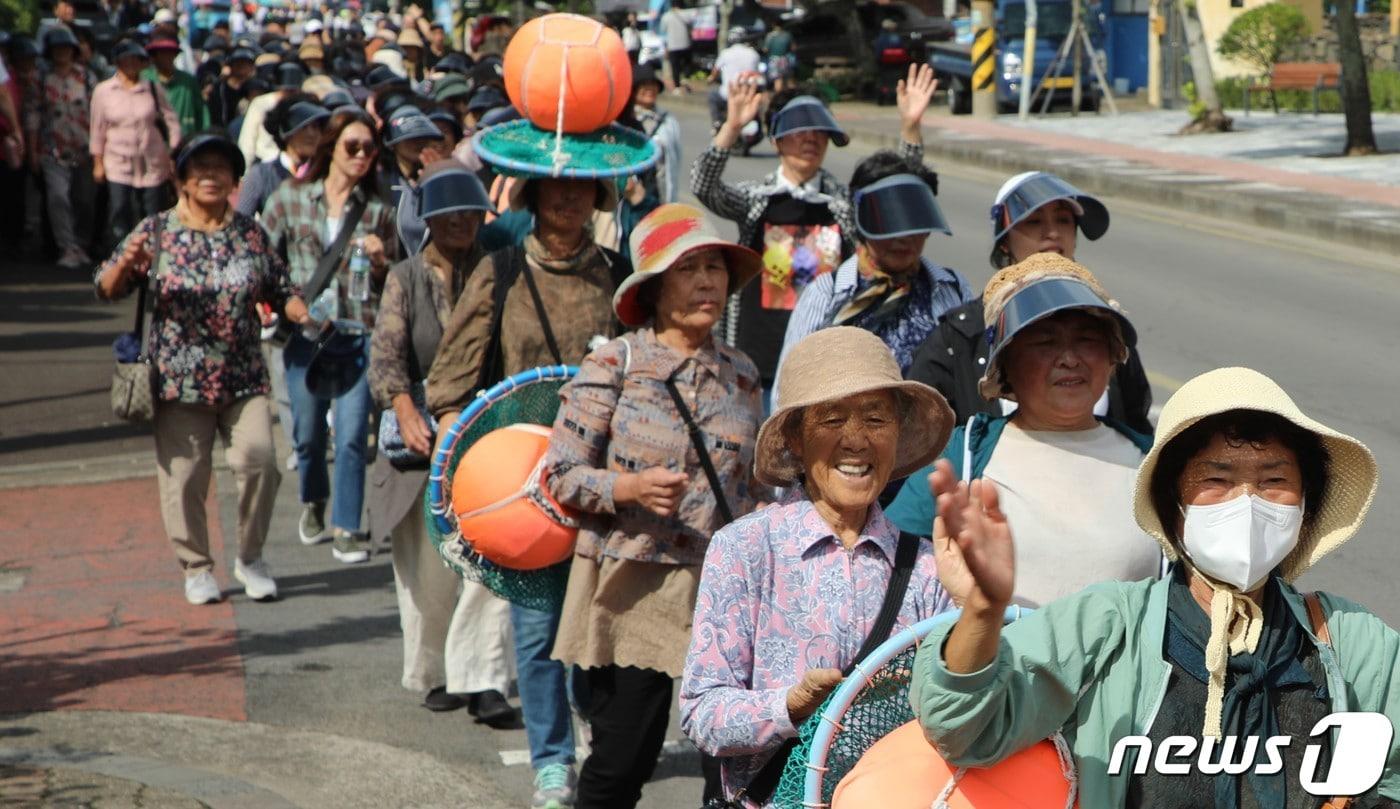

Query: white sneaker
184,571,222,605
56,247,87,270
234,558,278,601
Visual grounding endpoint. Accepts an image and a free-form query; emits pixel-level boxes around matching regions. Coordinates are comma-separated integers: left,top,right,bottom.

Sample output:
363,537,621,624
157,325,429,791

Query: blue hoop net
425,366,577,612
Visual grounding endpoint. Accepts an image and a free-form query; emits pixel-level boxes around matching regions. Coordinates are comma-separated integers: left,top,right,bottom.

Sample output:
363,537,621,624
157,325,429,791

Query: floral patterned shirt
95,210,297,406
22,64,91,164
679,495,952,805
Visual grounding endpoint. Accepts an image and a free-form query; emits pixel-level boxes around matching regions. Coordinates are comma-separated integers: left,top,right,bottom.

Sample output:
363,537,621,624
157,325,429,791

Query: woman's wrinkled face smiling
790,389,901,521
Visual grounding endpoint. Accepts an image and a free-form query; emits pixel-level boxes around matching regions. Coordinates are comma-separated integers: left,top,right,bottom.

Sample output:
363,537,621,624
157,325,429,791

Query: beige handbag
110,219,163,423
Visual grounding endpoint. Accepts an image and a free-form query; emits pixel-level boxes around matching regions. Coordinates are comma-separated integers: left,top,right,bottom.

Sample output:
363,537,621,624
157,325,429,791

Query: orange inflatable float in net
452,424,580,570
502,13,632,134
833,721,1078,809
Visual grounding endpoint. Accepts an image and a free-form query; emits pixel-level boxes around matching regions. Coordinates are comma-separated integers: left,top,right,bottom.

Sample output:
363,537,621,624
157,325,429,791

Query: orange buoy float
502,13,632,134
452,424,580,570
833,721,1077,809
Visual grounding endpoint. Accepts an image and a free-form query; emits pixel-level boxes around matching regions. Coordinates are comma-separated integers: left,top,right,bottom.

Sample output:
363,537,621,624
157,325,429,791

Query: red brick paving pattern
0,477,246,721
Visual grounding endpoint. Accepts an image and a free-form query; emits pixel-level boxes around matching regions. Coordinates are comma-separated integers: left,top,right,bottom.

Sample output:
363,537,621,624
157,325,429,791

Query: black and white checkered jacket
690,139,925,345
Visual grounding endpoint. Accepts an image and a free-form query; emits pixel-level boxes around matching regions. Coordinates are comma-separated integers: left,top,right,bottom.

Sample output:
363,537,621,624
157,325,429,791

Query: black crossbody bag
700,531,920,808
269,195,368,347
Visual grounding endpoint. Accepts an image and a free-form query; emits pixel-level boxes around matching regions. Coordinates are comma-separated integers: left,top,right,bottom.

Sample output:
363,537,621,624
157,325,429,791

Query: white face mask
1180,493,1304,591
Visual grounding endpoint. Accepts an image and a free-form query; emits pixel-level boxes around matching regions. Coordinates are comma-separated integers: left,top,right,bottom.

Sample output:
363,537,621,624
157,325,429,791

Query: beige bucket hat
613,203,762,327
1134,366,1378,582
754,327,954,487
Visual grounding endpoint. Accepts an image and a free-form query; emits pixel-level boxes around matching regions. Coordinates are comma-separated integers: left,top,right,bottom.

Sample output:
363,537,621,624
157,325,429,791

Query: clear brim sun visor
769,97,849,146
992,174,1109,242
987,277,1137,363
853,174,951,240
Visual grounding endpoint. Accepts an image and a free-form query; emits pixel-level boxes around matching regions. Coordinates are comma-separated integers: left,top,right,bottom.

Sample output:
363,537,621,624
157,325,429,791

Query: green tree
0,0,39,34
1216,2,1310,76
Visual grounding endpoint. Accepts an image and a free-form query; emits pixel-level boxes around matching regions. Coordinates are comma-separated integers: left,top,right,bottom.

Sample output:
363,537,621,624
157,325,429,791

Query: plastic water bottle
348,242,370,302
303,285,338,339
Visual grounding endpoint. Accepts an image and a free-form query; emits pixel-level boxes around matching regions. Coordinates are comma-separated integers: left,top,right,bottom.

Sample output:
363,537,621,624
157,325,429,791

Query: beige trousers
391,487,513,695
153,395,281,574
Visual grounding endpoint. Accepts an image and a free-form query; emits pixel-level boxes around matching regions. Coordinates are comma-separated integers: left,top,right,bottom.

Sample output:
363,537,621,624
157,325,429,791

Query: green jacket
910,576,1400,807
885,413,1153,536
141,68,209,137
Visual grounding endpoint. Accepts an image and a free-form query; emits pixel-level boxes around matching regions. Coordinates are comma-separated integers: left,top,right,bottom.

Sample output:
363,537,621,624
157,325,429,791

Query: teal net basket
426,365,577,613
770,606,1030,808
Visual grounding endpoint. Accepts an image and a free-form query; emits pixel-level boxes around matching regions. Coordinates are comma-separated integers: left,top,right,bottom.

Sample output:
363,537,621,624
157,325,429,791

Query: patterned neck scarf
834,246,918,327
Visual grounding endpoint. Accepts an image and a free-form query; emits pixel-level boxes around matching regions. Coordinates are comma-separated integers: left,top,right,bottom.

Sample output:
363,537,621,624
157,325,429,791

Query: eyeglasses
341,139,376,158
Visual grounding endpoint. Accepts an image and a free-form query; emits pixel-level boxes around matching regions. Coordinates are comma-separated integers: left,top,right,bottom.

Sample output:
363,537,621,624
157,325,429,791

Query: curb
669,93,1400,255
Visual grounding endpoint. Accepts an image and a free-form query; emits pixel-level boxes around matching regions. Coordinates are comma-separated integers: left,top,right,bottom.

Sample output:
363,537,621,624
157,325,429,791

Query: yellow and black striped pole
971,0,997,118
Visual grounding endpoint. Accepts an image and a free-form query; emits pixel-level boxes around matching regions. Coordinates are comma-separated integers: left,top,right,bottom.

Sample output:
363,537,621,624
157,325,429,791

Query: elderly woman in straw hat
681,326,957,806
912,366,1399,808
886,253,1162,607
543,203,765,809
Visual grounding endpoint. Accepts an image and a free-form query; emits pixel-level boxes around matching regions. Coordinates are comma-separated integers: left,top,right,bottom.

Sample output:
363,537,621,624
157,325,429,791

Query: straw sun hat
1131,366,1377,740
755,327,954,487
613,203,762,327
1134,366,1378,582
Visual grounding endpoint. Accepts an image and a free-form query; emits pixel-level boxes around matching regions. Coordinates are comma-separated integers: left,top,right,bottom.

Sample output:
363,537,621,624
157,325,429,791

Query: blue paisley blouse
96,209,298,406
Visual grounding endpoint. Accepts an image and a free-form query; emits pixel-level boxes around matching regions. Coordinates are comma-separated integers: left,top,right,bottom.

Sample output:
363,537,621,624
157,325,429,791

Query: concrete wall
1196,0,1324,78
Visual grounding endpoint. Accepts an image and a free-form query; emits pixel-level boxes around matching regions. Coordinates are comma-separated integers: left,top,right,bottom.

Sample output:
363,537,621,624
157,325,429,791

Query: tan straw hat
1133,366,1377,740
397,27,425,49
613,203,762,327
754,327,954,487
1134,366,1378,582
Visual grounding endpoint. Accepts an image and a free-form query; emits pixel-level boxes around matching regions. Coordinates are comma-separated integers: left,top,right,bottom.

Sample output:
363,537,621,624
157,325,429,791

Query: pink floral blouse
679,494,952,805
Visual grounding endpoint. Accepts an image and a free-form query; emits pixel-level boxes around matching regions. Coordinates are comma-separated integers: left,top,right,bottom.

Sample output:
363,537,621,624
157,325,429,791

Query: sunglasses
341,139,377,158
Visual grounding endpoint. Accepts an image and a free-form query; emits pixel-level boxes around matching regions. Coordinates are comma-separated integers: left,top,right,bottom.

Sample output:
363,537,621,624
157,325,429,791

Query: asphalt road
2,102,1397,809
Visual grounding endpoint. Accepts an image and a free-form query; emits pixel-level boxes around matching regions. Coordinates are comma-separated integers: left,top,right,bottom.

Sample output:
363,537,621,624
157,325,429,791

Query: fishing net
425,366,576,613
770,645,920,808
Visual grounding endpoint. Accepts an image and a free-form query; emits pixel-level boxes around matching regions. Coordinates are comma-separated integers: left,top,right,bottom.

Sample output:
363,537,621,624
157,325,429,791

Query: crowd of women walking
53,5,1400,809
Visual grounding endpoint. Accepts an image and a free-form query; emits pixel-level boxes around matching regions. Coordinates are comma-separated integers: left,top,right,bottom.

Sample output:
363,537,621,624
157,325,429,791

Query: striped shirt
774,254,974,401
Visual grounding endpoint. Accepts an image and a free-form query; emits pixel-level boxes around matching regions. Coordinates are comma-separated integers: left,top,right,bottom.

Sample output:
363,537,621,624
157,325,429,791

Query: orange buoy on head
502,13,632,134
833,721,1077,809
452,424,580,570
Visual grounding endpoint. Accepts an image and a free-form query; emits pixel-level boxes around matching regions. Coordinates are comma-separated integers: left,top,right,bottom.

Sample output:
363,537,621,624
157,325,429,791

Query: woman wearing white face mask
902,366,1399,809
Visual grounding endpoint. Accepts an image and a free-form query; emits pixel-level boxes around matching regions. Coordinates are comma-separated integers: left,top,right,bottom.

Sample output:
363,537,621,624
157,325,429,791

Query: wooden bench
1244,62,1342,116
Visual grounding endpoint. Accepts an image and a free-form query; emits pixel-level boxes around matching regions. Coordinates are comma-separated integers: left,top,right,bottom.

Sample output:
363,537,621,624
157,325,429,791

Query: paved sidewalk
672,94,1400,252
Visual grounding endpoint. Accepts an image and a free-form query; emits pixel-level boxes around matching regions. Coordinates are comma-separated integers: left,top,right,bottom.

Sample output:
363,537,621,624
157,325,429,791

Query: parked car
786,1,953,69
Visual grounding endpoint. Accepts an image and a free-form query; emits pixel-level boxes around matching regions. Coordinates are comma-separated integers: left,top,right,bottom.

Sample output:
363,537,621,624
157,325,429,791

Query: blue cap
280,101,331,138
419,164,497,218
383,109,444,146
466,85,507,114
111,40,150,62
769,95,848,146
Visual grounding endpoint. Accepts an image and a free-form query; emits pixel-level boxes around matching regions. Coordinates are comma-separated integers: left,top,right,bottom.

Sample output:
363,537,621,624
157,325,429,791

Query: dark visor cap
769,96,848,146
175,133,247,180
419,167,497,218
991,173,1109,243
987,277,1137,364
853,173,951,240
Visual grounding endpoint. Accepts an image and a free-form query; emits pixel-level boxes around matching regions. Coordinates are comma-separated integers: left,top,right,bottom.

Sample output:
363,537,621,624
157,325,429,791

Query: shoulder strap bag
110,216,166,423
662,372,734,526
1305,592,1355,809
269,193,369,346
701,532,921,808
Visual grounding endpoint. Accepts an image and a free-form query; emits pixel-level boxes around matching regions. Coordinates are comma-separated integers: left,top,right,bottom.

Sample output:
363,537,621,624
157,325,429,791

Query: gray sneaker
298,501,330,545
530,763,575,809
331,529,370,564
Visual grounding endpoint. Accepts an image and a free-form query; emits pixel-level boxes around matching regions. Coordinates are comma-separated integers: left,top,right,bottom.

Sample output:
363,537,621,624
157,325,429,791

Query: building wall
1196,0,1324,78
